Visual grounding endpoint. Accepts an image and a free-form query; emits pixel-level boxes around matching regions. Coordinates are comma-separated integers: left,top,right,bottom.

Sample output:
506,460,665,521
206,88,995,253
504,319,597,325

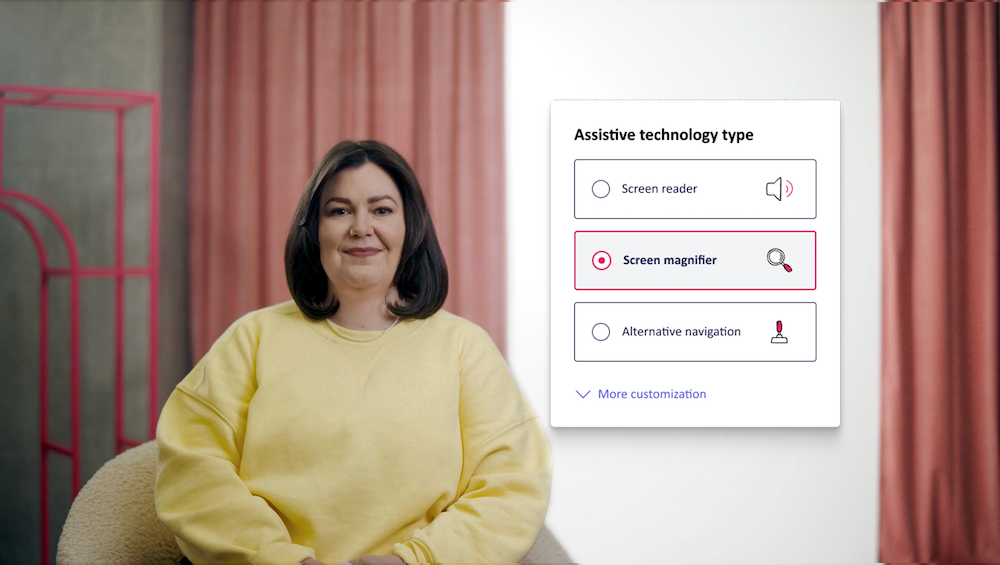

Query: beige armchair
57,440,571,564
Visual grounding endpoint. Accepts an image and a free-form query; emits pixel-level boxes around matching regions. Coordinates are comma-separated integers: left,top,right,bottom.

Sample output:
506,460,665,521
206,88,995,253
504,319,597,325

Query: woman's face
318,163,405,298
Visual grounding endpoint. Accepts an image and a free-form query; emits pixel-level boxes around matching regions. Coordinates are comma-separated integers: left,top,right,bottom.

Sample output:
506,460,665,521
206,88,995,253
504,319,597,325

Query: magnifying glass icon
767,248,793,272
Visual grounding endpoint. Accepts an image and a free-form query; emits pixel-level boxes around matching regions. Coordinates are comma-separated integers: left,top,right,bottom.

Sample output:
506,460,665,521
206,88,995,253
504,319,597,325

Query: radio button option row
575,302,817,362
574,159,817,219
575,231,816,290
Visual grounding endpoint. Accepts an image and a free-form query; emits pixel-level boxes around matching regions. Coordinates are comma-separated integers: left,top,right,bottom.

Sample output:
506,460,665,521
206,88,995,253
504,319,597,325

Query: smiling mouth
345,248,382,257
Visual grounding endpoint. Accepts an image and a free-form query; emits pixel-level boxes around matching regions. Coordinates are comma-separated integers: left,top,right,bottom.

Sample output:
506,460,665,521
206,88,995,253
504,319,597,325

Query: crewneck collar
325,318,396,341
304,311,425,346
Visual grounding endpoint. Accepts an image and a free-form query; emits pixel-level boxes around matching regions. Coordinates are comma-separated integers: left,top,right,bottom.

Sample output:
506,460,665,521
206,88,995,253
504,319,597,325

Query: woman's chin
334,273,392,294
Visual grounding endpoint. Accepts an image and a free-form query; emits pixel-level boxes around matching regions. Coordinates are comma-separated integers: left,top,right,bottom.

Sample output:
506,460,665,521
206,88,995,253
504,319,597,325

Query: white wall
505,2,881,562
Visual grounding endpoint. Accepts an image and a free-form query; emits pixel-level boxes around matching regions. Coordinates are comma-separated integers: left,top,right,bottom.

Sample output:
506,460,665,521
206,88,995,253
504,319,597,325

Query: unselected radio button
592,180,611,198
592,323,610,341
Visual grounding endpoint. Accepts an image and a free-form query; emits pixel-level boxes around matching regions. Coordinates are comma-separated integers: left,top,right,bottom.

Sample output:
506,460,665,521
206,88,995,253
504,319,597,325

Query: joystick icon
771,320,788,344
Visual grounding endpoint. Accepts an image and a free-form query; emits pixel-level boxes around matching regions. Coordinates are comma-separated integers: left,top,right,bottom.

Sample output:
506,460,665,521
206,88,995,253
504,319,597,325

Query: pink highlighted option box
574,230,817,291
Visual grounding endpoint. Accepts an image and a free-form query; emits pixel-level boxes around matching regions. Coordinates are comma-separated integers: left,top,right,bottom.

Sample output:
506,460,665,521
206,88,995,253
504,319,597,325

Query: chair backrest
56,440,182,565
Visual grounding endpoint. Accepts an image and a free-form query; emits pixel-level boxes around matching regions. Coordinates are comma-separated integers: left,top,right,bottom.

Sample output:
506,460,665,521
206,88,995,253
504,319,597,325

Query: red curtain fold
881,2,1000,562
189,1,506,360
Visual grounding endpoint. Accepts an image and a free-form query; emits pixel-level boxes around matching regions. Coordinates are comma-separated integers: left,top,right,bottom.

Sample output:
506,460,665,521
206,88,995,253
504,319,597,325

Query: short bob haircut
285,140,448,321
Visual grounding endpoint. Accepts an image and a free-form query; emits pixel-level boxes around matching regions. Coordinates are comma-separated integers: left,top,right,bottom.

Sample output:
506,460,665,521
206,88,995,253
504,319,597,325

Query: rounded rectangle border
574,301,818,362
574,230,817,290
574,158,818,220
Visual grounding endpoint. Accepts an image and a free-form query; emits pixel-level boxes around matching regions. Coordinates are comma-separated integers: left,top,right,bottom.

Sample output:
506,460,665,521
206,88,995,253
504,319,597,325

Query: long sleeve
155,317,315,565
392,328,553,564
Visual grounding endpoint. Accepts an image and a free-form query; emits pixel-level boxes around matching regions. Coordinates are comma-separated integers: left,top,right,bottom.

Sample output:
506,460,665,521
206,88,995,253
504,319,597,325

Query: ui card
550,100,840,427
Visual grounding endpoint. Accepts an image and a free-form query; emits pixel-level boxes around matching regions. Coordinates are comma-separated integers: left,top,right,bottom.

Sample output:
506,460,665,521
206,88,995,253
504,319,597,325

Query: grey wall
506,2,880,561
0,2,192,562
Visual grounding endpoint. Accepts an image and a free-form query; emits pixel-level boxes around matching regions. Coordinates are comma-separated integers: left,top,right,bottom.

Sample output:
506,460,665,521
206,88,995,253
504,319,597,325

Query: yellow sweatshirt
155,301,551,564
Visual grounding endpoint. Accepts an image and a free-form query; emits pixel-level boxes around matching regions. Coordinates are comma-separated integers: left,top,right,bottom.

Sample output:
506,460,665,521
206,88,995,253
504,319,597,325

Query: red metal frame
0,84,160,565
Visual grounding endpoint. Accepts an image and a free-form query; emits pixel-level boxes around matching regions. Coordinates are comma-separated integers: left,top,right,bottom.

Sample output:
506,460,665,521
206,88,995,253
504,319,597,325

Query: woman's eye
375,207,393,215
329,208,348,216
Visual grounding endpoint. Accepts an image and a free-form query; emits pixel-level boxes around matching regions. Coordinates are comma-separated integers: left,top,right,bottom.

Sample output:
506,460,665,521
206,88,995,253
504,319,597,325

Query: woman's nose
351,212,373,236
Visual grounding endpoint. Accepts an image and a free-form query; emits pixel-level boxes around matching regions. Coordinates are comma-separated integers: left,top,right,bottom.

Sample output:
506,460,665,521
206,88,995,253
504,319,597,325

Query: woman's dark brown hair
285,140,448,320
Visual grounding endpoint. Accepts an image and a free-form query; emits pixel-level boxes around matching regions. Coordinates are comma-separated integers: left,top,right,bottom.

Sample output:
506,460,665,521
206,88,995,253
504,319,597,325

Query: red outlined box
574,230,817,291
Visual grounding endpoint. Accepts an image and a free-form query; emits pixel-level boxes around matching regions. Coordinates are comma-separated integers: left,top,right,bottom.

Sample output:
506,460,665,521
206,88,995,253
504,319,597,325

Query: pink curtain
189,1,506,360
881,2,1000,561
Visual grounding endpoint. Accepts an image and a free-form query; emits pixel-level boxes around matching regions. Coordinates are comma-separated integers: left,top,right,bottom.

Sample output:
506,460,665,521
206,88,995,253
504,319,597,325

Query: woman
155,140,552,565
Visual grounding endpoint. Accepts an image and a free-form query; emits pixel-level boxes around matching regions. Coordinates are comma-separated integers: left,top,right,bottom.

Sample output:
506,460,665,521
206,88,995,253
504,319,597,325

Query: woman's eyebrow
324,195,398,206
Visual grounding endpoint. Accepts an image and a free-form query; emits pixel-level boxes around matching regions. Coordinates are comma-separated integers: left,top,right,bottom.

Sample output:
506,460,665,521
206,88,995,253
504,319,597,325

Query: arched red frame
0,84,160,565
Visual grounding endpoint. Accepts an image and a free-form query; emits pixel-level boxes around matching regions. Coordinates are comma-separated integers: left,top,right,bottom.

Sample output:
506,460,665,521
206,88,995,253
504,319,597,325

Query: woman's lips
345,247,381,257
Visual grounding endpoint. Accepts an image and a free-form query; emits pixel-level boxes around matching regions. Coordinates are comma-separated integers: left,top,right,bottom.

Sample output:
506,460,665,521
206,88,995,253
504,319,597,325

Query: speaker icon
766,177,794,201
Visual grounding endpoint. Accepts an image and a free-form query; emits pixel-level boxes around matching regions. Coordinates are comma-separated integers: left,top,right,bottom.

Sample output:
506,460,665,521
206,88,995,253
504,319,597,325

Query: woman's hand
350,555,406,565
